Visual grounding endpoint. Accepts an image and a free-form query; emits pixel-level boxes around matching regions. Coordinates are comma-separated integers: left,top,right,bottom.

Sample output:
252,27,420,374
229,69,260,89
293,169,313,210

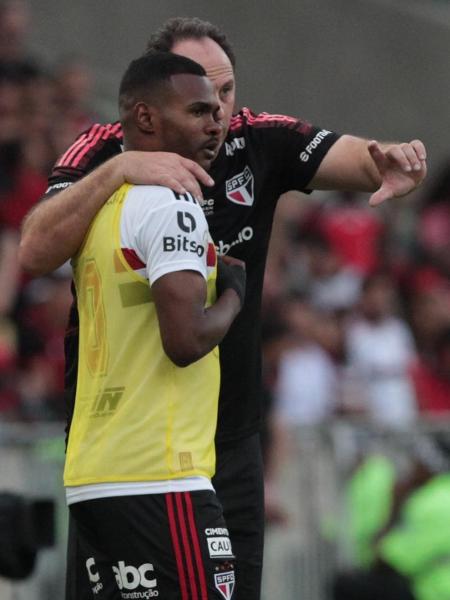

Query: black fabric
212,433,265,600
0,493,37,580
68,490,235,600
333,565,416,600
216,258,246,306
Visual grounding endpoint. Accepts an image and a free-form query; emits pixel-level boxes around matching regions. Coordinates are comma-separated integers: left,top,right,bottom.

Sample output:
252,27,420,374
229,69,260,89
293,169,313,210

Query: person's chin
199,158,212,170
197,149,216,170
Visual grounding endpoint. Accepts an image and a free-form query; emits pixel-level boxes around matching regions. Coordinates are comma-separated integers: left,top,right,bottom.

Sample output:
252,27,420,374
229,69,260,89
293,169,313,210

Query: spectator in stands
274,294,339,426
410,326,450,415
333,435,450,600
0,0,37,76
302,233,362,314
263,294,340,523
51,55,98,157
407,269,450,356
314,191,386,276
416,161,450,280
0,65,47,230
344,272,417,427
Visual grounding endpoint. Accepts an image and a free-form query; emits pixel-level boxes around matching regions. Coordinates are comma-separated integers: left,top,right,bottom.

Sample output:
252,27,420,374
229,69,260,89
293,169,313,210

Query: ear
134,102,157,134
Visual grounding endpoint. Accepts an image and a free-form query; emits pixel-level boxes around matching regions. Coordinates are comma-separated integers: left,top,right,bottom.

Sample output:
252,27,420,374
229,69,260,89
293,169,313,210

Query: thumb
369,184,392,207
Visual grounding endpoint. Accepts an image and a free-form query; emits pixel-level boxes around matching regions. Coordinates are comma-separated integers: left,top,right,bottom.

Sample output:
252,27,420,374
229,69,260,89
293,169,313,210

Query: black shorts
66,434,264,600
68,490,236,600
212,433,265,600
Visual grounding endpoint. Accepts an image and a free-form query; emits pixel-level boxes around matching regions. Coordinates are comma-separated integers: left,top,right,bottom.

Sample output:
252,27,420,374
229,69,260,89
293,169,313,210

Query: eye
190,105,207,117
220,84,233,100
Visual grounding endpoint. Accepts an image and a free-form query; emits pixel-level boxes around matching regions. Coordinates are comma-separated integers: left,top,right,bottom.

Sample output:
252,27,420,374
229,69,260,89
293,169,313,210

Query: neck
122,130,156,153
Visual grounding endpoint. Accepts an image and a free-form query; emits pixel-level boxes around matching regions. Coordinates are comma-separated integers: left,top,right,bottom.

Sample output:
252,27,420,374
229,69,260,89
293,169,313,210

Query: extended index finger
367,140,387,169
181,157,215,188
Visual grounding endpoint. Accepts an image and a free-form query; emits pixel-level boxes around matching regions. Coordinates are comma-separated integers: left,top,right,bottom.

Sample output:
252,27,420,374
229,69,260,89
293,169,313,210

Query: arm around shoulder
19,151,215,277
19,155,126,276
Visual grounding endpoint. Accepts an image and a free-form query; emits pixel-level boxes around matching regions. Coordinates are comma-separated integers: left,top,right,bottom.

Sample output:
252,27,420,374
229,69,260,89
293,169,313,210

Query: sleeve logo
177,211,197,233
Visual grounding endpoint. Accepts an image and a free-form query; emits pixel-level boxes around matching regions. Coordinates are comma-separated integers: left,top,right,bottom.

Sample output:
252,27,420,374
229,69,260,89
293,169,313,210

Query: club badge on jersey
225,166,254,207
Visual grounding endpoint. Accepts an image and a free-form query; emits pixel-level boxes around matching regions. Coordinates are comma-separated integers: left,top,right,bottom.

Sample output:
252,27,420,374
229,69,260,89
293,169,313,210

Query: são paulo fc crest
225,166,254,206
214,571,235,600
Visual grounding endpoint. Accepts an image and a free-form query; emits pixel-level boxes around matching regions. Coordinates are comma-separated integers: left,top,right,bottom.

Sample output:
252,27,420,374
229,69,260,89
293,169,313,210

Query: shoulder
123,187,205,232
125,186,201,213
54,122,122,169
229,107,313,136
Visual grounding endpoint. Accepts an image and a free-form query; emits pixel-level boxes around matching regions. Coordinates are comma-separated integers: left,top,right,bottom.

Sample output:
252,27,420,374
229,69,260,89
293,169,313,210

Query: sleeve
122,187,210,285
44,123,122,198
276,123,340,192
242,109,340,193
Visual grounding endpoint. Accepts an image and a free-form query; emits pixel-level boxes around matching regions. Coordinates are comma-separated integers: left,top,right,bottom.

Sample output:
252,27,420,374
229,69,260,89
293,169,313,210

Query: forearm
310,135,426,206
310,135,381,192
19,155,126,276
198,288,242,350
167,289,241,367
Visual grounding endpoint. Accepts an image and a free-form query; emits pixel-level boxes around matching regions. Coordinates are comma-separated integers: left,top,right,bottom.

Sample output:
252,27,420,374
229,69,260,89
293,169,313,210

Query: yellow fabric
64,183,219,486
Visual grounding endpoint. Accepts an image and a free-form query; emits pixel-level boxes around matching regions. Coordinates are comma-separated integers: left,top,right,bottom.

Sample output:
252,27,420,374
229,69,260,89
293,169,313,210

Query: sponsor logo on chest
225,166,254,207
225,136,245,156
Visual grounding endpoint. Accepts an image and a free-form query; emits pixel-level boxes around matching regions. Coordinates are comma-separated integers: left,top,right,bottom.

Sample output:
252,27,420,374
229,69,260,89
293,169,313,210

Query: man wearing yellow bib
65,51,245,600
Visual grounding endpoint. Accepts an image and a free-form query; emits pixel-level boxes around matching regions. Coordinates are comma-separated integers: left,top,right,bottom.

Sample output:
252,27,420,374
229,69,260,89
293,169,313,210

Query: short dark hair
119,50,206,111
146,17,236,68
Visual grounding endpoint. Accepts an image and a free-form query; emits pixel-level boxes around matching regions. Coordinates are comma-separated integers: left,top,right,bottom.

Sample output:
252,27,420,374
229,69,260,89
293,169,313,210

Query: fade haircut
146,17,236,68
119,50,206,114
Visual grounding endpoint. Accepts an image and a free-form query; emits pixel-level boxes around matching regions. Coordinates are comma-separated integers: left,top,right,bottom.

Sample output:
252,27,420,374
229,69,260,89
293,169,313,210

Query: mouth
201,139,220,160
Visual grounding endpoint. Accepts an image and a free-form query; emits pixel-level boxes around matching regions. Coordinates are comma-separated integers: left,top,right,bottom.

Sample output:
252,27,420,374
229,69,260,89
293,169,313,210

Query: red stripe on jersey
71,124,110,168
121,248,146,270
109,122,123,138
206,242,216,267
166,494,190,600
57,122,123,168
184,492,208,600
57,123,101,167
230,107,310,133
175,492,199,599
57,130,92,167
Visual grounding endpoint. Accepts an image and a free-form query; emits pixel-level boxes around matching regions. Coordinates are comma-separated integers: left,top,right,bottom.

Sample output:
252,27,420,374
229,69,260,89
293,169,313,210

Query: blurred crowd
0,0,98,420
262,177,450,434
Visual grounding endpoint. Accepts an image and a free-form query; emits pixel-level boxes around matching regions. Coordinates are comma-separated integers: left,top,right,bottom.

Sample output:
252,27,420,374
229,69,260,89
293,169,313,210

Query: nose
206,109,224,136
214,103,225,123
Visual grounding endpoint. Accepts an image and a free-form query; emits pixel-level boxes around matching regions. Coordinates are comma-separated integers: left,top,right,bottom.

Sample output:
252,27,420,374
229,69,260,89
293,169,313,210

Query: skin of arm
152,269,242,367
18,151,214,277
0,229,20,315
310,135,427,204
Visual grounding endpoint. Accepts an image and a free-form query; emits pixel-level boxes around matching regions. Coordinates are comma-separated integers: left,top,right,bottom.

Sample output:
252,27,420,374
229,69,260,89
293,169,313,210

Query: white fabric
275,344,338,425
66,477,214,505
120,186,209,284
346,316,417,426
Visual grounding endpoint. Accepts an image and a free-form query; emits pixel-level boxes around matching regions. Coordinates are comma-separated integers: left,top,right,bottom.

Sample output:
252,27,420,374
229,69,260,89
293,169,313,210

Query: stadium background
1,1,450,599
